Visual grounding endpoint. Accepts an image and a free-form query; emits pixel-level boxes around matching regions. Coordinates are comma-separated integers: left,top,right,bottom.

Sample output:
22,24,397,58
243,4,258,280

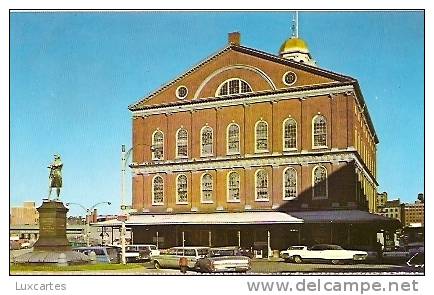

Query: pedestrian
179,256,188,274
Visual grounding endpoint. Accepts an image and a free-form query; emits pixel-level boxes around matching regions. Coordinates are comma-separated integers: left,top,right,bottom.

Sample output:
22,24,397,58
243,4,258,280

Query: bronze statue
48,154,63,200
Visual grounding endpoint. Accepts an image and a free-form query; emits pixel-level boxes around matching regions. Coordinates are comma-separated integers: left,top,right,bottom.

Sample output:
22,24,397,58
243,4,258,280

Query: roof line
128,44,356,111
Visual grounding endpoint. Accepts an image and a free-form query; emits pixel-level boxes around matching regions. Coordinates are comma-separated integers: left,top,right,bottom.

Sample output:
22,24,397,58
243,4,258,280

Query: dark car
195,247,251,273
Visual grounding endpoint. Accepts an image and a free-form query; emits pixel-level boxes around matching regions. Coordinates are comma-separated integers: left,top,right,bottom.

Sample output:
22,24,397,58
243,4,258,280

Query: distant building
67,216,85,225
376,191,388,212
401,200,424,227
377,199,402,223
10,201,39,225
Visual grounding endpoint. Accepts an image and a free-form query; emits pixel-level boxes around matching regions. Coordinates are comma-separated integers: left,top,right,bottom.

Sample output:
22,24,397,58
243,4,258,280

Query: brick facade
129,34,378,215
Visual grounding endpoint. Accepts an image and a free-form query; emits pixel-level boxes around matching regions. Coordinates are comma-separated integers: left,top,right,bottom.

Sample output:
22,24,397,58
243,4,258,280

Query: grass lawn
10,263,144,272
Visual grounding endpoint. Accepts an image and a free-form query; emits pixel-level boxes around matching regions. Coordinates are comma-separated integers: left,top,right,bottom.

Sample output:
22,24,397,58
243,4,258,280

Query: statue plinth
13,200,89,265
32,200,70,251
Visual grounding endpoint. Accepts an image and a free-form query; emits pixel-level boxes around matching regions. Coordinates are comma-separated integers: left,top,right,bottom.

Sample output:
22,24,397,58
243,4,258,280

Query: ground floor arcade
94,210,399,254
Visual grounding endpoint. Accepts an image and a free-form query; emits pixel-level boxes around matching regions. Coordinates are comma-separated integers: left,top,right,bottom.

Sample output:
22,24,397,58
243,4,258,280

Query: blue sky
10,11,424,216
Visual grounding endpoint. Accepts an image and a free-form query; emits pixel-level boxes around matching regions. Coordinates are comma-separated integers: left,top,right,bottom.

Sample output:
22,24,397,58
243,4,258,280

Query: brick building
97,29,397,251
401,200,424,227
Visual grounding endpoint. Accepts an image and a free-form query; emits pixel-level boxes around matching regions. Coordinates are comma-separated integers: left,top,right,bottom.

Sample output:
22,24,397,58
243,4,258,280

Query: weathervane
291,11,299,38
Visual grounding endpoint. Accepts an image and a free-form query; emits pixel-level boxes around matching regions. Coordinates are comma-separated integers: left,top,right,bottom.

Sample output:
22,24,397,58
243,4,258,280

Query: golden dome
279,37,310,54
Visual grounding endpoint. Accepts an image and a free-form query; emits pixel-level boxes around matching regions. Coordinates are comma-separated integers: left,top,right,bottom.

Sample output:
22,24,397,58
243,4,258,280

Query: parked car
280,244,368,264
73,246,121,264
124,244,160,262
152,246,209,270
195,247,251,273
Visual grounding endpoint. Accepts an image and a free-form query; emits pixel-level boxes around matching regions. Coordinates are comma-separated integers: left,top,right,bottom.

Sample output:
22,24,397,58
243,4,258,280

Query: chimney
228,32,240,45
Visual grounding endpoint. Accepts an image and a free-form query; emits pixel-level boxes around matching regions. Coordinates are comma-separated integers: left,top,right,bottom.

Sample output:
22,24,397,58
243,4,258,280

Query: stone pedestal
33,200,70,251
13,200,89,265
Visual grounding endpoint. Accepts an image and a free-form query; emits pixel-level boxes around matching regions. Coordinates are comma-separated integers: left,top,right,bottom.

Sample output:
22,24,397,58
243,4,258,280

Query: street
10,253,424,275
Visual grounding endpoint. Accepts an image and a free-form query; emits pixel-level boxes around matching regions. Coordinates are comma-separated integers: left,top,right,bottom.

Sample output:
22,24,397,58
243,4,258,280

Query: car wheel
293,256,303,264
154,261,161,269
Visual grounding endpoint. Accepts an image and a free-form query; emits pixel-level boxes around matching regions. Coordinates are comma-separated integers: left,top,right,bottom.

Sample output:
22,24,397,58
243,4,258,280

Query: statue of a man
48,154,63,200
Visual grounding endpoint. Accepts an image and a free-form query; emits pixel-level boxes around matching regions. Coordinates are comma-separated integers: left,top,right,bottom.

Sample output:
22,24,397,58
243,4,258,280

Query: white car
280,244,368,264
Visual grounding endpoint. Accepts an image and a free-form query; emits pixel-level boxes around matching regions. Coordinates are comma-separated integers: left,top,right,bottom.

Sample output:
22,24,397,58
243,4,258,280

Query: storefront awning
93,211,303,227
92,210,399,228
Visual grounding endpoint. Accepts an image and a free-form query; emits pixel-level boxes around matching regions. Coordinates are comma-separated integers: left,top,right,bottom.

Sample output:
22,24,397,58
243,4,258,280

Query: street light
66,201,111,246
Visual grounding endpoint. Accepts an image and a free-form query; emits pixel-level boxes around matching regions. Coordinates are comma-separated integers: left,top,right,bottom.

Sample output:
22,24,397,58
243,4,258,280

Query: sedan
281,244,368,265
195,247,251,273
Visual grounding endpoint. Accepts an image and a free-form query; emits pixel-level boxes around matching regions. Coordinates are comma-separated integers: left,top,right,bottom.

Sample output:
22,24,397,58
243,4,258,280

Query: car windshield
149,246,157,250
289,246,305,250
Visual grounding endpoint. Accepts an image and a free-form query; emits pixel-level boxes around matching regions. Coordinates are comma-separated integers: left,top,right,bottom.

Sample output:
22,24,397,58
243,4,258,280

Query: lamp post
66,201,112,246
121,145,133,212
120,144,134,265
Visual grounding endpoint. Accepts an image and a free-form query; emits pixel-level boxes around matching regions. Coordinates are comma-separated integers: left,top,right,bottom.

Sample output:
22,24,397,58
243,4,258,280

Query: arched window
283,118,297,150
255,169,269,201
176,128,188,158
176,174,188,204
201,173,213,203
152,175,164,205
227,123,240,154
312,165,328,200
312,115,327,148
217,79,252,96
227,171,240,202
200,126,213,156
255,120,268,152
283,167,297,200
152,130,164,160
